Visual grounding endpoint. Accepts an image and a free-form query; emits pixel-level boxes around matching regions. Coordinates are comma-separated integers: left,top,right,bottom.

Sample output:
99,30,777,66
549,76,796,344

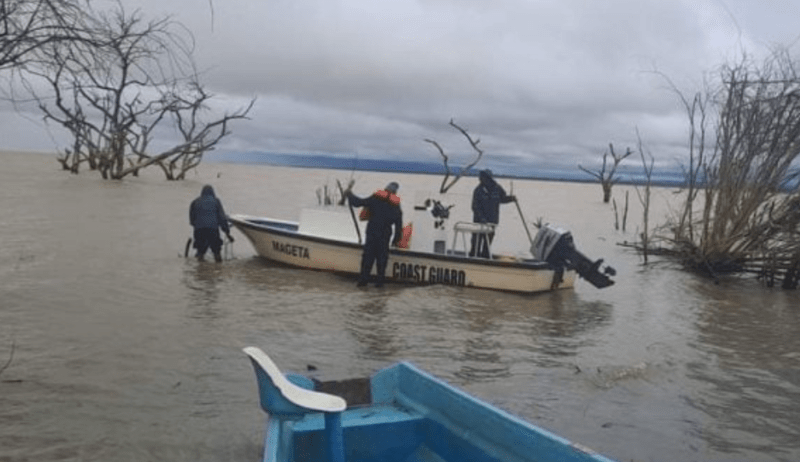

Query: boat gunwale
383,361,618,462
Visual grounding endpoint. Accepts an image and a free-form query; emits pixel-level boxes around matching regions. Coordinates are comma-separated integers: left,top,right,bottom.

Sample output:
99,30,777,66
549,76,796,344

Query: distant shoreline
205,151,691,188
3,148,690,188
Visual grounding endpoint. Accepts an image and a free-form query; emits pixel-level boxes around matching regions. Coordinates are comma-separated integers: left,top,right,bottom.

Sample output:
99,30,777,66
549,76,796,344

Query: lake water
1,150,799,462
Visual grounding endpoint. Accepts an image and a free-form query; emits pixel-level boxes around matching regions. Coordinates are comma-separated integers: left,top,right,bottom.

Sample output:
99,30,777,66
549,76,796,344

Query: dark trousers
359,238,389,283
193,227,223,260
469,232,495,259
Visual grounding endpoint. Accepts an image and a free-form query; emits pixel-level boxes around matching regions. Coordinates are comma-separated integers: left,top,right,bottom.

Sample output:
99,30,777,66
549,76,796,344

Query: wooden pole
338,180,362,245
514,198,534,246
510,182,534,247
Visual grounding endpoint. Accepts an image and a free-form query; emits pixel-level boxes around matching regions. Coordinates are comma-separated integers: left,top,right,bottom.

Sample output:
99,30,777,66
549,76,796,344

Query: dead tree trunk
579,143,633,203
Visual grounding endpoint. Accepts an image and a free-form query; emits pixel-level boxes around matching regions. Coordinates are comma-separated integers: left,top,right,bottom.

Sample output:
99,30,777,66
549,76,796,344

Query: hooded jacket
472,171,513,224
190,185,230,233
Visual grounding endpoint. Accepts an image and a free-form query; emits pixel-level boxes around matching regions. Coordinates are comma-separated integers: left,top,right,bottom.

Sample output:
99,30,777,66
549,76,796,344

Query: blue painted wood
383,362,614,462
246,348,618,462
323,413,344,462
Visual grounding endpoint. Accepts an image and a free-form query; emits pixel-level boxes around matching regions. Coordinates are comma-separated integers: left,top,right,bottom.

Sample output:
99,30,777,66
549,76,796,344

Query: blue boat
244,347,617,462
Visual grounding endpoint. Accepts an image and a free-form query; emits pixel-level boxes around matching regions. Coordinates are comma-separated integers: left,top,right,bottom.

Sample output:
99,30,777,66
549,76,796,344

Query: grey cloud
2,0,794,172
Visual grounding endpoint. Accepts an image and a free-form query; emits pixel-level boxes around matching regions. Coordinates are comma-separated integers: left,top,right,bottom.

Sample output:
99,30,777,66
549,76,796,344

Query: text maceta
272,241,310,259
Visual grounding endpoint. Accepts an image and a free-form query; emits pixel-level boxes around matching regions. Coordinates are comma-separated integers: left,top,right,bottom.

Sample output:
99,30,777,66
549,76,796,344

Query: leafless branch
1,0,94,71
426,119,484,193
0,339,15,377
635,129,654,263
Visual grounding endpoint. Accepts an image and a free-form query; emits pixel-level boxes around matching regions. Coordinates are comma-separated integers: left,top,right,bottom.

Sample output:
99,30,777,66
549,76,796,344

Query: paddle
337,179,362,245
510,181,535,250
347,201,362,245
514,199,534,246
184,237,193,258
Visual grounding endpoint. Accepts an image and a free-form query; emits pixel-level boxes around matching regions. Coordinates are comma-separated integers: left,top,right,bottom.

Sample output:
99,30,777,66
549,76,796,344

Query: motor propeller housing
531,224,616,289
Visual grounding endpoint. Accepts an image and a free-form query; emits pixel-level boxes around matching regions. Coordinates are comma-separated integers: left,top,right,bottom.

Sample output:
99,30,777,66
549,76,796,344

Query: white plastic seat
243,347,347,462
243,346,346,415
452,222,495,257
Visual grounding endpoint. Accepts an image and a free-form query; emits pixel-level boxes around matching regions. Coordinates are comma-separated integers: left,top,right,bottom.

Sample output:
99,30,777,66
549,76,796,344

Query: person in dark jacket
190,185,233,262
470,170,515,258
347,182,403,287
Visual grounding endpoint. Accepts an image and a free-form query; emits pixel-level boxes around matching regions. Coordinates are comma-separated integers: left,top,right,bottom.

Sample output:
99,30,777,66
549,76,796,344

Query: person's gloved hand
227,233,235,243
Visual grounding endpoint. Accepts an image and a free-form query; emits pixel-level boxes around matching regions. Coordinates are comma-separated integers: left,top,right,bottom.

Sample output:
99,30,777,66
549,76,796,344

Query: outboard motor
531,224,616,289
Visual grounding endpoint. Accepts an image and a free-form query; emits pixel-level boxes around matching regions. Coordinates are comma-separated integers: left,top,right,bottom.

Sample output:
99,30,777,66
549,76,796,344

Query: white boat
229,192,615,294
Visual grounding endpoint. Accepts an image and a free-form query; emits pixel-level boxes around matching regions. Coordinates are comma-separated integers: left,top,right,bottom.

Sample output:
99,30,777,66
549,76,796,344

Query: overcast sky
3,0,799,172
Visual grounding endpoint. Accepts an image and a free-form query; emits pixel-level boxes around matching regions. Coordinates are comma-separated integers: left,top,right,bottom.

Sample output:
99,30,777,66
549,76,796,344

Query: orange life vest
373,189,401,205
397,223,412,249
359,189,401,220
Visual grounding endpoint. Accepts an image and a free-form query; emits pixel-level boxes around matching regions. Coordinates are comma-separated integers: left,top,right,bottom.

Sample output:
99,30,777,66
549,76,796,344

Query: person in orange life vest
347,182,403,287
470,170,515,258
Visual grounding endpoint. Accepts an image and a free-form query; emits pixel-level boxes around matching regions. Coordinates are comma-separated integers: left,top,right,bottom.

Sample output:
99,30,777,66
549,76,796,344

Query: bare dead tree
659,48,800,285
579,143,634,203
425,119,484,194
16,2,252,180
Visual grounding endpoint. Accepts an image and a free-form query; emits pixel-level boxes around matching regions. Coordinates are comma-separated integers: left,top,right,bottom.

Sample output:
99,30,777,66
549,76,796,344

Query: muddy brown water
1,151,799,461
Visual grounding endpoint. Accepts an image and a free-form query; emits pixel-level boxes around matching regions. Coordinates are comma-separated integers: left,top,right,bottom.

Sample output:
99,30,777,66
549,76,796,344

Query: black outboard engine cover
531,224,615,289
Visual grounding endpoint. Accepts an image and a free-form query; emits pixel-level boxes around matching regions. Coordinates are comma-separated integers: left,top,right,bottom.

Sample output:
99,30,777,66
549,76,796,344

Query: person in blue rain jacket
190,185,233,262
470,170,515,258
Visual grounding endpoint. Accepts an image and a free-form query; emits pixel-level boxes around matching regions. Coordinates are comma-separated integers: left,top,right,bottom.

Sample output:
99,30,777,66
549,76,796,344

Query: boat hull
255,360,617,462
229,214,575,294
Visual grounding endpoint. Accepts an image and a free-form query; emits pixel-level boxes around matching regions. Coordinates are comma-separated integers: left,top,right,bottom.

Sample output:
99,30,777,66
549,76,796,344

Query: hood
479,169,494,186
201,185,215,197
